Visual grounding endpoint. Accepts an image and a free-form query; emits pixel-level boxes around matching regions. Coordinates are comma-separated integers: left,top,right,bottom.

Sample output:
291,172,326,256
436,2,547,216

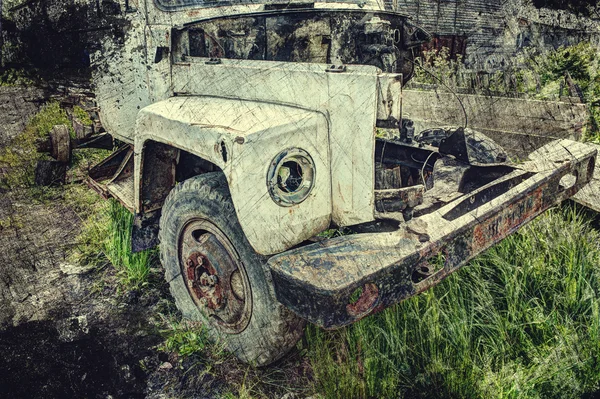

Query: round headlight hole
267,148,315,206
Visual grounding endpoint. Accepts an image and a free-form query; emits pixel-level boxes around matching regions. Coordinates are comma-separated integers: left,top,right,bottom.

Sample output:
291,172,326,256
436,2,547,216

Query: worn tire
159,173,306,366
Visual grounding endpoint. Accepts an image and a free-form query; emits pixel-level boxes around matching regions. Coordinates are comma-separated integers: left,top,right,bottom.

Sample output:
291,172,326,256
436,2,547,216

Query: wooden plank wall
401,89,590,159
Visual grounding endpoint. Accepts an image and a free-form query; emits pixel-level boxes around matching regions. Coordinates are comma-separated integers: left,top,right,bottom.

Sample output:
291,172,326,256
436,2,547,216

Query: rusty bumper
268,140,597,329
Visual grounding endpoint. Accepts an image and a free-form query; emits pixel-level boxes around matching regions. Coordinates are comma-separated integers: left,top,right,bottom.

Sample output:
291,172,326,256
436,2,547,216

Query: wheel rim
178,219,252,334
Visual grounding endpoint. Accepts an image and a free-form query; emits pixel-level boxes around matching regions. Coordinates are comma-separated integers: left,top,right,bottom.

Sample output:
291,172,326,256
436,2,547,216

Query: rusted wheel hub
179,219,251,334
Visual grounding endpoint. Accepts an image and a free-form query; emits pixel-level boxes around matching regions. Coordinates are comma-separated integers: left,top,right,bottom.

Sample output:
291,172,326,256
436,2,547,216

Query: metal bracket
325,64,347,73
205,58,222,65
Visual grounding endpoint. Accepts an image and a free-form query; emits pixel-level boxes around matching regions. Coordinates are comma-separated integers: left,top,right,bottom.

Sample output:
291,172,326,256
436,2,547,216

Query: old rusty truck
87,0,597,365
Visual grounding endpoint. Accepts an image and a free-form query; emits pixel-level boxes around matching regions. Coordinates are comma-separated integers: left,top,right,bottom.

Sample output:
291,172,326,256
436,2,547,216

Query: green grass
159,318,210,359
0,100,106,189
0,68,37,87
104,199,156,289
306,205,600,398
74,196,155,290
73,105,94,127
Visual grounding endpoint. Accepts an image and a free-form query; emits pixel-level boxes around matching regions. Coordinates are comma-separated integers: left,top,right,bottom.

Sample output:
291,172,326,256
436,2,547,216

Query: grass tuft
0,68,37,87
73,196,155,290
104,199,156,289
159,319,210,359
307,205,600,399
72,105,94,127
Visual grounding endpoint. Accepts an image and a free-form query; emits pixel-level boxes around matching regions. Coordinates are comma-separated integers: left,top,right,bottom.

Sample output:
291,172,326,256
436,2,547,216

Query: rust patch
179,222,252,334
184,253,224,311
346,283,379,318
140,141,179,213
472,186,543,252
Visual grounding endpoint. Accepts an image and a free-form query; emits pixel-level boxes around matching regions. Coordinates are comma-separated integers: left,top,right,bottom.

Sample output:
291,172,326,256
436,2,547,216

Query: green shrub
412,42,600,139
413,47,465,89
0,68,36,86
73,105,93,127
73,197,155,290
534,42,598,92
529,43,600,139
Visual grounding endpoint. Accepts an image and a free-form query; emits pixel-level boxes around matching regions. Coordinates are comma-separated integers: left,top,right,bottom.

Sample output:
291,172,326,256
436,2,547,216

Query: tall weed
74,197,155,290
105,199,156,289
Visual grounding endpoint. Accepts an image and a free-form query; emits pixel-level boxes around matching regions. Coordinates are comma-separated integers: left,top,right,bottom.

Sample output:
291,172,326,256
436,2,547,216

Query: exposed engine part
400,118,415,144
416,127,509,165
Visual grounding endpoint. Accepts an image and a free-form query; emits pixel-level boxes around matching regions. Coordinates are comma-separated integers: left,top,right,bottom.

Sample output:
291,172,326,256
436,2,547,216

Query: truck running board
86,145,136,212
268,140,597,329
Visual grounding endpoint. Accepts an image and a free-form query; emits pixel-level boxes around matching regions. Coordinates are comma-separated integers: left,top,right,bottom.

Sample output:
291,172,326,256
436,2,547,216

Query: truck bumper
268,140,597,329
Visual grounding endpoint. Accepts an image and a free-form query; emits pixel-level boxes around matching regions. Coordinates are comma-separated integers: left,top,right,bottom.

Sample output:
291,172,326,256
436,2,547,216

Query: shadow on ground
0,316,154,398
0,188,169,398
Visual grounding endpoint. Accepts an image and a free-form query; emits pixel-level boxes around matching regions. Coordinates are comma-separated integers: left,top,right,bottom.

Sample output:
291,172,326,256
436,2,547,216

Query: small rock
406,218,428,236
120,364,133,382
55,315,89,342
59,262,94,275
159,362,173,371
124,289,139,304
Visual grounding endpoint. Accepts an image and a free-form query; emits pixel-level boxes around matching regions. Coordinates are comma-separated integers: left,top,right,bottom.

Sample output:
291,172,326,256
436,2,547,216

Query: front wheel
159,173,305,366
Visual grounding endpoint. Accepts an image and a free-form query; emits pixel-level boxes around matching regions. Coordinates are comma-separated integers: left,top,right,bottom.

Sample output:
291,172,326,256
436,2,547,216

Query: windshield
155,0,370,11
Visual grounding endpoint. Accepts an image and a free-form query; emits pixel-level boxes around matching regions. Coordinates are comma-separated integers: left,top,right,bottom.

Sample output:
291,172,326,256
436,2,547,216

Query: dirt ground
0,188,310,398
0,85,187,397
0,86,312,399
0,187,171,398
0,85,167,397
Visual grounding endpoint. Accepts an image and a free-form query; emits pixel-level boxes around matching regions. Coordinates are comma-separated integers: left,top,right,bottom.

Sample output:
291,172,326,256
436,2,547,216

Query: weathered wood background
402,89,590,158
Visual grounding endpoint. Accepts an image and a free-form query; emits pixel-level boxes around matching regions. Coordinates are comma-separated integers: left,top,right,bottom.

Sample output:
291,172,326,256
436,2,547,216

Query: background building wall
396,0,600,71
